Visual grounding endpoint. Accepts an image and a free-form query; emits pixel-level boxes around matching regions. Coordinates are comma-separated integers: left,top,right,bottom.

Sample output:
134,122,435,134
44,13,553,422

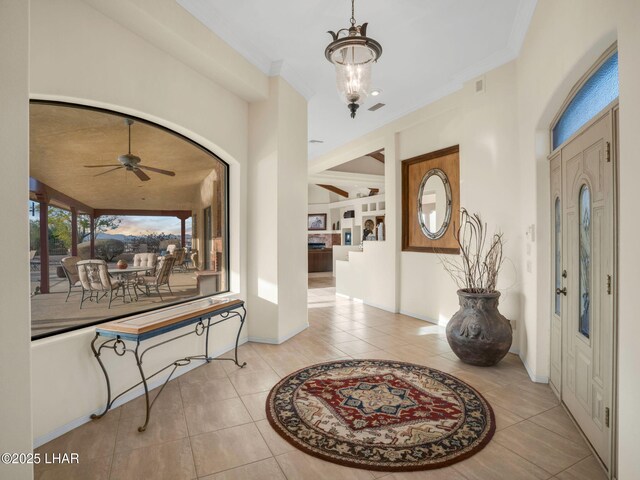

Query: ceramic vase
446,289,512,366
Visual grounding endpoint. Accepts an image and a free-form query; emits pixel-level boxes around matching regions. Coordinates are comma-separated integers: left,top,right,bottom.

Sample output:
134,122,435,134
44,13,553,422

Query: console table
90,297,247,432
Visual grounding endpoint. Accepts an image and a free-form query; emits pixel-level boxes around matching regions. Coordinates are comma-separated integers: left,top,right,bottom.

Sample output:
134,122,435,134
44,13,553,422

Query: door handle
556,287,567,296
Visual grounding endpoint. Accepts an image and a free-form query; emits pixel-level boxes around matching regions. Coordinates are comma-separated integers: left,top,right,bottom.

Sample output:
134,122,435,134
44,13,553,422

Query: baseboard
33,336,248,449
520,353,549,384
248,322,309,345
399,309,442,326
363,300,396,313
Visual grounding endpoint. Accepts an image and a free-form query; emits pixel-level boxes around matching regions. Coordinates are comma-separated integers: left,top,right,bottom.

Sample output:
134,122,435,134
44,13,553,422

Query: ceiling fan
84,118,176,181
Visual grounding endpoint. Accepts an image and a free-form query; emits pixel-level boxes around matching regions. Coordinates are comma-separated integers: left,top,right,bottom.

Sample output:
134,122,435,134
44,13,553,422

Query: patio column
180,216,186,249
70,207,78,256
38,199,49,294
89,215,96,259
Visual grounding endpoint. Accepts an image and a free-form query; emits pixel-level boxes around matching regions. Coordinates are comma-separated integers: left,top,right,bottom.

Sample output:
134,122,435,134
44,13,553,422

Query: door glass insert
555,197,562,315
553,52,618,149
579,185,591,338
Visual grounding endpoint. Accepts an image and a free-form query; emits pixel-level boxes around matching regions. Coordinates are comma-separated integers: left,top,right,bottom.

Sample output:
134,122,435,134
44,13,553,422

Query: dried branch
439,208,505,293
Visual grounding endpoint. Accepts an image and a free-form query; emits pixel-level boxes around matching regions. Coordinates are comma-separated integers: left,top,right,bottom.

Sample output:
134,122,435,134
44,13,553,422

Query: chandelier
325,0,382,119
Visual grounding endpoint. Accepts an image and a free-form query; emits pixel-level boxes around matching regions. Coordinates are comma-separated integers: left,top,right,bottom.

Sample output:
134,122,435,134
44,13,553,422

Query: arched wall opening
28,99,236,338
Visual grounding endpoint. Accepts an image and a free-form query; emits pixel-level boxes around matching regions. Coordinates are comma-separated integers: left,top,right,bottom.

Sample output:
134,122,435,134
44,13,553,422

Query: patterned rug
266,359,495,471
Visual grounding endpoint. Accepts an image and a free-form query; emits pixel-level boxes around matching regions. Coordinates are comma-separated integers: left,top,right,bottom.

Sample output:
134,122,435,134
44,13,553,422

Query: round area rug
266,359,495,471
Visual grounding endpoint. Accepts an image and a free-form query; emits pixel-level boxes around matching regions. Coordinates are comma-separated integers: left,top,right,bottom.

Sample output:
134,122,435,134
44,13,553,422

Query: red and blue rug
266,359,495,471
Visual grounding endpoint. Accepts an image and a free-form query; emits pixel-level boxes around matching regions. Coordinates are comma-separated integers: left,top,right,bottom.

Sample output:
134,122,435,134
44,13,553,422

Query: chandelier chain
350,0,356,26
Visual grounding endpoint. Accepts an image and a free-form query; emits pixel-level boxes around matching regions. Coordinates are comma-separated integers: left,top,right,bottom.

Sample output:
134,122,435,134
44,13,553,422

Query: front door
552,109,615,469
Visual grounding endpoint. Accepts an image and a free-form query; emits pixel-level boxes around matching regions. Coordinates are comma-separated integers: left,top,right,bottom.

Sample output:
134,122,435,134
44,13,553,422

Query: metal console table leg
90,303,247,432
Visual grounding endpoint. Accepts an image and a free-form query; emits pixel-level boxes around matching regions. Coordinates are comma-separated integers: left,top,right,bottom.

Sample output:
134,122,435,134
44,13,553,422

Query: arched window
552,52,618,150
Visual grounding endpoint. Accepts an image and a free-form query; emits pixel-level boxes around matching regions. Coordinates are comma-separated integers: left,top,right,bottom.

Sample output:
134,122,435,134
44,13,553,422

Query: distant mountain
96,233,128,241
95,233,191,242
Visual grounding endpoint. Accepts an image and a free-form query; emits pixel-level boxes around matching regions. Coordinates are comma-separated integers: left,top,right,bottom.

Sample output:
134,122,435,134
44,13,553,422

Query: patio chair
76,259,124,309
141,255,175,300
30,250,39,271
60,256,82,302
166,244,178,255
189,250,199,271
132,252,158,276
173,247,187,272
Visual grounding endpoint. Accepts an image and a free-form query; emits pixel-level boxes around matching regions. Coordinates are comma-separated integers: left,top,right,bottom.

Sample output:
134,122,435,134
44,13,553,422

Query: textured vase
446,289,512,366
116,259,128,269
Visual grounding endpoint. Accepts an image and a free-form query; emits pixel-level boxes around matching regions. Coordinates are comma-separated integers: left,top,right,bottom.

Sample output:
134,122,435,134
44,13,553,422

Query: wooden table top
96,297,243,335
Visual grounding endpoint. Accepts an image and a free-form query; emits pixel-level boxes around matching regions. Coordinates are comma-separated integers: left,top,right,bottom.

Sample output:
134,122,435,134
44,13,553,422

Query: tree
35,205,121,246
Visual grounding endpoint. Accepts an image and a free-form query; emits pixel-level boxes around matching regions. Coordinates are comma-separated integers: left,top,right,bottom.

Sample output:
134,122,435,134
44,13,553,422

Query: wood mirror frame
402,145,460,253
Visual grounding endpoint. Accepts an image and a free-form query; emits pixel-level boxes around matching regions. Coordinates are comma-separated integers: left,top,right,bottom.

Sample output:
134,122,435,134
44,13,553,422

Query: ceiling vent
309,139,324,144
368,103,386,112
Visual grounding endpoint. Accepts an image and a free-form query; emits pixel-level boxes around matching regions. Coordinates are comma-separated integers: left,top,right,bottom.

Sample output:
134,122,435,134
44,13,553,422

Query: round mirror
417,168,452,239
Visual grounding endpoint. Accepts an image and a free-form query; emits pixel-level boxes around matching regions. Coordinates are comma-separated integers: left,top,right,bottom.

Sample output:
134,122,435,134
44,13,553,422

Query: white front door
552,109,615,469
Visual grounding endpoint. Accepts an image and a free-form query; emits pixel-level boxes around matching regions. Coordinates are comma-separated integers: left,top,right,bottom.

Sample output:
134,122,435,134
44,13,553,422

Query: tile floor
34,276,607,480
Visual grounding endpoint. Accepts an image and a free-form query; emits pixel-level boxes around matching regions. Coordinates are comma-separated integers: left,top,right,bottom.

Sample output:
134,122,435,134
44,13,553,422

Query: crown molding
269,60,315,100
507,0,538,55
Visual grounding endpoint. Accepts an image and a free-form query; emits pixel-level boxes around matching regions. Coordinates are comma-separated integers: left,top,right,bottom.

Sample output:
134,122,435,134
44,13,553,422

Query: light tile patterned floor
33,277,607,479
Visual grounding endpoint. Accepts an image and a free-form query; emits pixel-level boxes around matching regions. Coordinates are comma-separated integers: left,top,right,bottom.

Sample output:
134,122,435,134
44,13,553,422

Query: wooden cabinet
308,249,333,273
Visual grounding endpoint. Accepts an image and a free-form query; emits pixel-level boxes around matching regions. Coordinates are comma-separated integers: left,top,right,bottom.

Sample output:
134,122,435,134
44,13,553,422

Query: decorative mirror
402,145,460,253
417,169,452,240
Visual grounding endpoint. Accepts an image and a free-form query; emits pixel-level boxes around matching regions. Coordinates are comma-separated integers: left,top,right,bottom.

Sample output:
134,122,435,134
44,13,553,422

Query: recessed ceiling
329,156,385,176
178,0,537,160
30,104,219,210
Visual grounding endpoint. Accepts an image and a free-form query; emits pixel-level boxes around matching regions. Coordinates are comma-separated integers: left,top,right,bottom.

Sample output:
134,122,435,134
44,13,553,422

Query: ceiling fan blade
138,165,176,176
93,166,123,177
85,164,121,168
133,168,151,181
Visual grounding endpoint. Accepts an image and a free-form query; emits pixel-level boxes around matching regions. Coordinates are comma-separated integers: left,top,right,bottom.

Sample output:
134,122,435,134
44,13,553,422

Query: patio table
107,266,153,301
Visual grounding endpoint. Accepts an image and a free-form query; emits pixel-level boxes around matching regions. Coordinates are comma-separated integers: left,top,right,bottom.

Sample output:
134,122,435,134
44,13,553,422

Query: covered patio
29,102,228,338
29,176,197,337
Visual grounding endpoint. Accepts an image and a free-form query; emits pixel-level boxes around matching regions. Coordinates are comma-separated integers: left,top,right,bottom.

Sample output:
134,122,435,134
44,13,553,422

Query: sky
29,202,192,236
109,216,192,236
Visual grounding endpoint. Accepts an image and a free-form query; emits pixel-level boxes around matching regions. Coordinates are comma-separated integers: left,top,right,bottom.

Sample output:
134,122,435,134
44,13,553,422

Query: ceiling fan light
118,153,141,166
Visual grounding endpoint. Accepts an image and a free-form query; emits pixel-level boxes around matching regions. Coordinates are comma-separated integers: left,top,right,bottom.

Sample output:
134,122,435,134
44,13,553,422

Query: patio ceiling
29,103,217,210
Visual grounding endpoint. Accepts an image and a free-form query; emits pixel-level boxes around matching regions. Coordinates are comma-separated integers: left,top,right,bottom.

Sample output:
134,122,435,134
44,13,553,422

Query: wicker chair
141,255,175,300
76,259,124,309
60,256,82,302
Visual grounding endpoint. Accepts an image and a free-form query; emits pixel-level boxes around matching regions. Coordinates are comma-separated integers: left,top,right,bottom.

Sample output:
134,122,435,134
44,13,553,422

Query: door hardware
556,287,567,296
607,275,612,295
605,407,610,427
562,269,567,278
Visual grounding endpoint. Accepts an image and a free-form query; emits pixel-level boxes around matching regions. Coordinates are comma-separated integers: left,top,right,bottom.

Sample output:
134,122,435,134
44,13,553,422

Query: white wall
26,0,306,446
311,62,522,337
247,76,309,343
308,184,332,204
0,1,33,478
397,63,521,330
616,2,640,477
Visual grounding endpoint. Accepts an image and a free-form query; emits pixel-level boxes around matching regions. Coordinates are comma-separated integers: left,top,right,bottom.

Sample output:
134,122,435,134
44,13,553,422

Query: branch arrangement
440,208,504,293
